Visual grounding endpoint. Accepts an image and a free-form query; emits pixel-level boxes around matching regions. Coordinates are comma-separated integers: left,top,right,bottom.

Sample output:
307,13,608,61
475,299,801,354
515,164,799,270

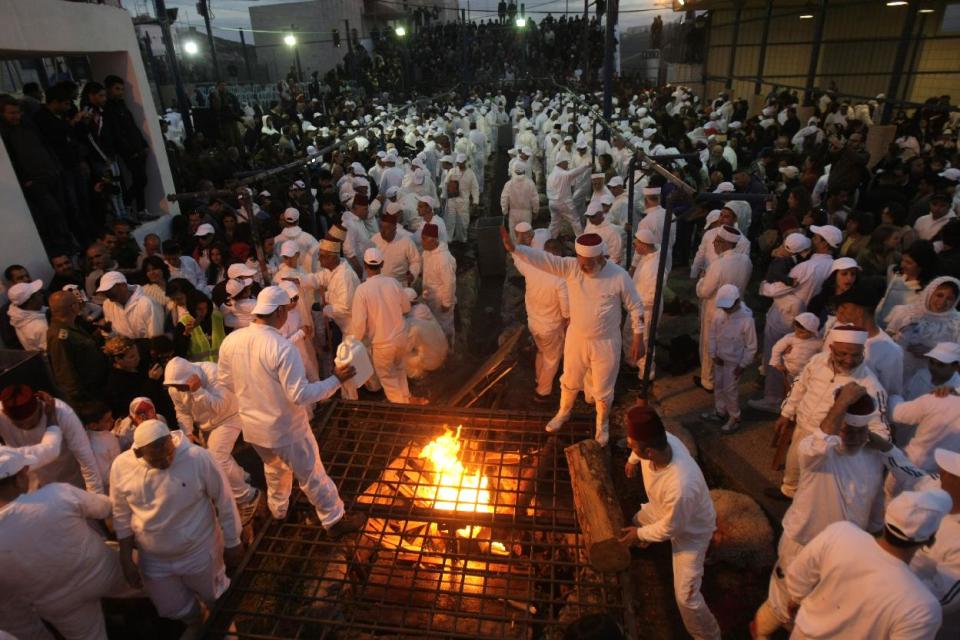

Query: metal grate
205,401,636,639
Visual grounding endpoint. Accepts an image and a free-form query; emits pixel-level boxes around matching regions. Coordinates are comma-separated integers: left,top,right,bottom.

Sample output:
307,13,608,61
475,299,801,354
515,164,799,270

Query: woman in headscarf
876,240,939,329
887,276,960,379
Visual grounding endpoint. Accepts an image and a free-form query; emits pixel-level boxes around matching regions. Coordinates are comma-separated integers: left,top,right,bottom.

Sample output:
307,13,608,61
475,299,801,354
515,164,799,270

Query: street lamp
395,25,406,37
284,32,302,82
284,33,297,47
515,17,527,28
183,40,199,55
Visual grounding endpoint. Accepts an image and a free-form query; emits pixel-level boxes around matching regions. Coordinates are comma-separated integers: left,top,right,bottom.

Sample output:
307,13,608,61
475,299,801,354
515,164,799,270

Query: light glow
283,33,297,47
183,40,198,55
516,17,527,28
395,26,406,37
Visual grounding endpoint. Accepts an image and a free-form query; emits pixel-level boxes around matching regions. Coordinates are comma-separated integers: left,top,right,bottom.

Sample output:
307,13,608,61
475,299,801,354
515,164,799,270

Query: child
78,400,120,491
113,396,167,451
903,341,960,400
769,312,822,387
704,284,757,434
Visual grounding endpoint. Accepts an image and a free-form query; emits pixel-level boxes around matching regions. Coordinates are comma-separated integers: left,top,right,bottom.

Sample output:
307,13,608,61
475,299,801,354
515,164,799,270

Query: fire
418,425,492,515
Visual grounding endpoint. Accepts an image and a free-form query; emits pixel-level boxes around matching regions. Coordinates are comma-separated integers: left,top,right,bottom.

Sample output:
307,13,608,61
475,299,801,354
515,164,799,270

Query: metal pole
901,12,927,116
199,0,221,82
640,190,672,398
804,0,828,106
725,0,743,91
153,0,193,138
238,29,253,82
885,3,919,122
625,155,636,267
294,46,303,83
602,0,618,121
754,0,773,95
580,0,590,85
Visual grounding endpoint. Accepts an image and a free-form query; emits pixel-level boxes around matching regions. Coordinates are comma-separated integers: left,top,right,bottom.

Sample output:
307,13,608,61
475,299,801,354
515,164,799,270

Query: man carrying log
618,403,721,640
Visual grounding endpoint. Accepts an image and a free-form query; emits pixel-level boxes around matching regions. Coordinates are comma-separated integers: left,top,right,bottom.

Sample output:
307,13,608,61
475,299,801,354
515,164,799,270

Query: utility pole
238,29,253,81
197,0,221,81
602,0,619,121
153,0,192,137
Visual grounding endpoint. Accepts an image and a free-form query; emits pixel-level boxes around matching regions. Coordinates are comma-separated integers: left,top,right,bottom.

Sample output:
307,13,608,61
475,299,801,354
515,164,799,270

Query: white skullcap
514,222,533,234
634,228,656,245
282,207,300,223
715,284,741,309
251,286,290,315
713,182,735,194
608,176,624,188
132,419,170,450
513,161,528,173
574,233,605,258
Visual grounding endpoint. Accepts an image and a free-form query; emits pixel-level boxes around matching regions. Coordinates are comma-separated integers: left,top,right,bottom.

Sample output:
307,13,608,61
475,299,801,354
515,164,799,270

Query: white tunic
6,305,47,351
512,245,643,340
350,274,410,346
0,399,104,494
781,430,885,545
273,226,319,273
890,393,960,472
422,246,457,313
500,175,539,215
546,164,592,204
318,259,360,334
904,370,960,401
770,334,823,378
636,206,678,273
627,433,716,544
218,323,341,448
166,361,241,436
787,521,941,639
690,226,751,279
514,252,570,334
708,306,758,367
102,285,165,339
911,507,960,622
110,431,241,567
915,211,956,241
371,230,422,283
165,255,206,290
411,215,449,248
340,211,373,261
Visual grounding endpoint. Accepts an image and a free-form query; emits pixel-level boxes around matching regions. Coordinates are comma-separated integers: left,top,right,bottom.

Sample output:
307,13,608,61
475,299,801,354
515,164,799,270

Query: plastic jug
335,335,374,389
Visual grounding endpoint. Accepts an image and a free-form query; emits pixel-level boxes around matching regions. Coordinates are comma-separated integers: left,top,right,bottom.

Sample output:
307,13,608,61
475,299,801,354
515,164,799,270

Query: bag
446,178,461,198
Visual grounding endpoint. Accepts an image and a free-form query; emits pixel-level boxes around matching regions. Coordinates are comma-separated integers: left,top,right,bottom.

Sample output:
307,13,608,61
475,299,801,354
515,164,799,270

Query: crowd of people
2,28,960,638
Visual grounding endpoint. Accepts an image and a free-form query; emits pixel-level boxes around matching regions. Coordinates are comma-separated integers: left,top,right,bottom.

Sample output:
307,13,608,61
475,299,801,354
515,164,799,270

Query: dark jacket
103,99,148,159
105,367,177,425
46,318,108,404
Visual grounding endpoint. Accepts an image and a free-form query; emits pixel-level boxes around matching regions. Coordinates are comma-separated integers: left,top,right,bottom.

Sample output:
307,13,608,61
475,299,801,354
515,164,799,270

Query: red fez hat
352,193,369,207
626,405,665,442
0,384,39,421
422,223,439,239
381,211,399,224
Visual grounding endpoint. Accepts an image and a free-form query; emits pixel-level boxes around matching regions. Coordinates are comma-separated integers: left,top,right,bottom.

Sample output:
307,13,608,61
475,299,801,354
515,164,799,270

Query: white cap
513,161,528,174
514,222,533,233
794,312,820,333
385,186,400,198
925,342,960,364
934,448,960,477
257,190,271,198
440,154,454,164
195,223,216,237
7,279,43,306
350,161,367,176
251,285,291,315
576,141,588,150
779,165,800,180
783,233,812,254
385,201,404,216
810,224,843,248
705,209,722,227
417,195,435,208
455,153,467,164
555,152,571,165
585,201,604,218
885,489,953,543
634,228,656,245
591,173,604,180
132,419,171,450
282,207,300,223
225,277,252,298
715,284,740,309
600,193,614,206
279,241,300,258
227,263,257,279
713,181,735,194
278,280,299,299
831,257,860,273
95,271,128,293
0,449,29,480
608,176,624,188
163,357,196,386
364,247,385,265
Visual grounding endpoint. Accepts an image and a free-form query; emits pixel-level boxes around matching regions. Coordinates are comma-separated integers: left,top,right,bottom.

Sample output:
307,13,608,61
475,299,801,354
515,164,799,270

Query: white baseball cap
715,284,741,309
783,233,812,255
227,263,257,279
194,223,216,237
132,419,171,450
225,277,252,298
934,448,960,477
364,247,385,265
95,271,128,293
810,224,843,248
278,280,300,300
831,257,860,273
925,342,960,364
282,208,300,223
608,176,624,188
792,312,820,333
279,241,300,258
251,285,291,315
885,489,953,543
455,153,467,164
7,279,43,306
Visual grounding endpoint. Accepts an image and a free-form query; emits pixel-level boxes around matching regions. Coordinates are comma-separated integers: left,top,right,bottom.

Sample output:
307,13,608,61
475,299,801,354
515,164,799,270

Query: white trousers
372,334,411,403
561,335,619,435
472,154,485,190
635,507,721,640
3,544,140,640
427,300,455,342
445,198,470,242
548,200,583,238
141,543,228,621
531,324,565,396
761,302,797,403
699,302,716,390
206,424,257,503
781,427,813,497
764,534,805,625
713,361,741,419
252,434,345,526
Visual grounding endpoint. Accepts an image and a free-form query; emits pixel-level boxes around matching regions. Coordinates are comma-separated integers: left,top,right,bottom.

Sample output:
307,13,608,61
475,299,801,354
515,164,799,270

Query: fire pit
205,401,637,639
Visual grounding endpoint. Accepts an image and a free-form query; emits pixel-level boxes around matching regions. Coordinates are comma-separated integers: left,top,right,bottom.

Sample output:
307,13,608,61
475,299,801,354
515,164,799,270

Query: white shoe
545,413,570,433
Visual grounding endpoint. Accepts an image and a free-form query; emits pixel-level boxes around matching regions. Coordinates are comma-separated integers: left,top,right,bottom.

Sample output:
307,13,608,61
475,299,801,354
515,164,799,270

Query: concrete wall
0,0,177,283
700,0,959,107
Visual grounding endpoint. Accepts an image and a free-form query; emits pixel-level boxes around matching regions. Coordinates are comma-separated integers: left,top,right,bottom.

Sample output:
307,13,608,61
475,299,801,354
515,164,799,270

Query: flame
417,426,496,539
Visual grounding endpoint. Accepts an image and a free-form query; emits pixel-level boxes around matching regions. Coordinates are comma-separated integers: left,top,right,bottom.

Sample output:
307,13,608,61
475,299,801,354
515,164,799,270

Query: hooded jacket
7,304,48,352
163,358,241,436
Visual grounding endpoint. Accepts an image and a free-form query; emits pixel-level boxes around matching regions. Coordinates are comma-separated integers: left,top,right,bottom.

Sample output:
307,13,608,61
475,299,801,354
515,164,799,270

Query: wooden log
564,439,631,573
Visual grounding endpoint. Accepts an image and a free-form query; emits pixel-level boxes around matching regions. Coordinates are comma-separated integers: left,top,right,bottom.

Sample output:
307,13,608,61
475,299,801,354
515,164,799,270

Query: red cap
381,211,399,224
229,241,251,262
626,405,665,442
422,223,439,239
0,384,39,421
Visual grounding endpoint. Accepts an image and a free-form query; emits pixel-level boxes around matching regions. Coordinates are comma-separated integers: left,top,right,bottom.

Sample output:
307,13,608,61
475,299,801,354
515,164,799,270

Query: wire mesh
205,401,633,639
